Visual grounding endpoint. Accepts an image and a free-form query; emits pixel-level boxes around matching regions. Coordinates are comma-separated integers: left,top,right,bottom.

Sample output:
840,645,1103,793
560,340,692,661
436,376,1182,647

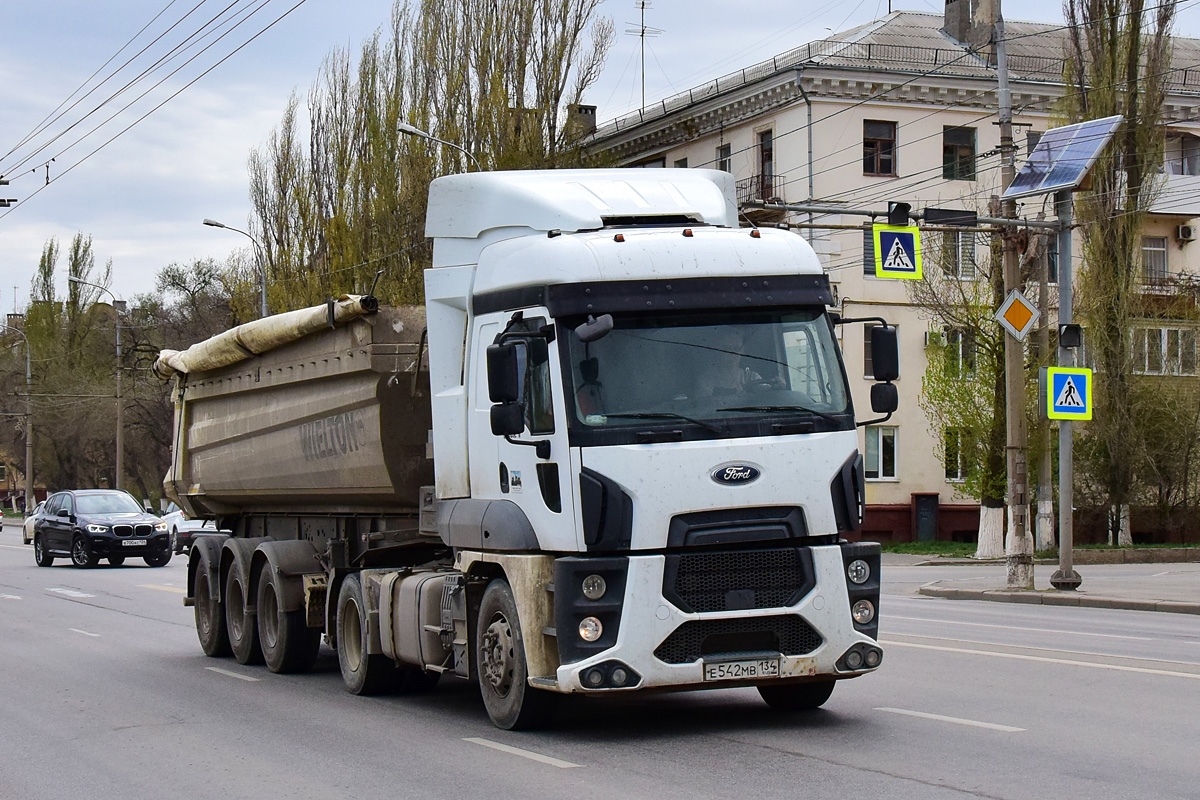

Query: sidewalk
885,552,1200,615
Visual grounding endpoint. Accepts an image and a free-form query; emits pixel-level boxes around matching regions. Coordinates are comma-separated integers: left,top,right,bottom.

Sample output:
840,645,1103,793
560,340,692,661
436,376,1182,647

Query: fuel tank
164,305,433,517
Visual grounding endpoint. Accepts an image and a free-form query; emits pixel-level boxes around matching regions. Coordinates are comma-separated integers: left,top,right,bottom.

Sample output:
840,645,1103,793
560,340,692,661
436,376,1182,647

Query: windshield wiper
603,412,723,434
717,405,845,424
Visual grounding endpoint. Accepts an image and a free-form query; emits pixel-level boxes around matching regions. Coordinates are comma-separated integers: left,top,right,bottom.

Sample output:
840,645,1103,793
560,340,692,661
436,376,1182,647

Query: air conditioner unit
1177,224,1196,242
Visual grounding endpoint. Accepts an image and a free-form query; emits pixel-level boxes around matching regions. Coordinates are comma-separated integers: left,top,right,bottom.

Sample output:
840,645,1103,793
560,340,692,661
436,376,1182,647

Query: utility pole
995,6,1034,588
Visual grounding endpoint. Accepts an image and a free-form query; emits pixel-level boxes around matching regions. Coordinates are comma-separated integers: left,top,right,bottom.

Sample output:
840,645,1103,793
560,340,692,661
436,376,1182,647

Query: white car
22,501,45,545
162,502,225,554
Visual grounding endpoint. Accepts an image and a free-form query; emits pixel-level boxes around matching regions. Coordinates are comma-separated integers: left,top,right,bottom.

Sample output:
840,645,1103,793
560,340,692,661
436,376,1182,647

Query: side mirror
57,508,70,518
871,325,899,382
490,402,525,436
870,382,899,414
575,314,613,343
486,343,521,402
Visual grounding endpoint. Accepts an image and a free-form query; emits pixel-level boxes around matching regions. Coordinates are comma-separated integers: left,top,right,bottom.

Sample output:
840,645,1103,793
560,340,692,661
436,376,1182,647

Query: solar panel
1002,115,1123,200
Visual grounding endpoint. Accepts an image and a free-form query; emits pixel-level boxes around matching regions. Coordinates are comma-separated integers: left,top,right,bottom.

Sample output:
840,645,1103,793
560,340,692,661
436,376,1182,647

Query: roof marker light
614,233,625,242
750,229,761,238
682,229,693,237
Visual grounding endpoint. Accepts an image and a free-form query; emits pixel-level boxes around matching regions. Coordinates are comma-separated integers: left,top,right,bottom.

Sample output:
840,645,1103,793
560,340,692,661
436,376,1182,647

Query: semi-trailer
158,168,897,729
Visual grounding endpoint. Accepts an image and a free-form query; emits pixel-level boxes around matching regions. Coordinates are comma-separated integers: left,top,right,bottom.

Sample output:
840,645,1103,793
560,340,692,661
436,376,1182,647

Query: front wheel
475,578,557,730
108,556,125,567
258,568,321,674
225,567,263,665
71,535,98,568
144,549,172,568
34,534,53,567
757,680,836,711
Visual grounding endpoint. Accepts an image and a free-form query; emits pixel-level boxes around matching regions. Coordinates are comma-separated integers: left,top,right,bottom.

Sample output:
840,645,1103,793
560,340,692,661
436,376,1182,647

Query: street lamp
67,276,125,491
0,323,33,514
203,218,268,317
397,123,481,172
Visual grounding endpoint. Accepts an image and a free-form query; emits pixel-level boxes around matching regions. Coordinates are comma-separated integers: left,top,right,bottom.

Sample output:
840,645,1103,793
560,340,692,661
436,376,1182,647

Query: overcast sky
3,0,1200,310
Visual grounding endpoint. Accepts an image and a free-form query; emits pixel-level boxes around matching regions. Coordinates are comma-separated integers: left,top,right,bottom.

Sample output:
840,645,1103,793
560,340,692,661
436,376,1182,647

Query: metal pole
996,8,1034,589
115,312,123,490
1052,189,1082,589
24,340,32,513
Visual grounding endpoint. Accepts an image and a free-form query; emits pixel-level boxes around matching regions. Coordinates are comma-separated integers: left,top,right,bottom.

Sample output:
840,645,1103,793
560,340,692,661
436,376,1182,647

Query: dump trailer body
166,306,432,518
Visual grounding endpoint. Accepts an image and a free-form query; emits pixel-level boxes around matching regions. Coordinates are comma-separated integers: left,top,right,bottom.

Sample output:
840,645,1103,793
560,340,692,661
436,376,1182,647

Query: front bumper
552,544,880,693
86,532,171,556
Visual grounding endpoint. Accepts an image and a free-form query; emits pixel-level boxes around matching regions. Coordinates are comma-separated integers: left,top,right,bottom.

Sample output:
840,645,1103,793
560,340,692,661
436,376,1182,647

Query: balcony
737,173,787,223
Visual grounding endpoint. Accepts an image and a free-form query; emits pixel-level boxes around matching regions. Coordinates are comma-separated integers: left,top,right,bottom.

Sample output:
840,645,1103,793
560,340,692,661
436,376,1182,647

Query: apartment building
586,6,1200,542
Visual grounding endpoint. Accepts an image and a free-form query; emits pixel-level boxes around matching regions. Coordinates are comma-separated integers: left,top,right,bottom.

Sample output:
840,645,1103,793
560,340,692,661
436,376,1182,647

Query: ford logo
711,464,761,485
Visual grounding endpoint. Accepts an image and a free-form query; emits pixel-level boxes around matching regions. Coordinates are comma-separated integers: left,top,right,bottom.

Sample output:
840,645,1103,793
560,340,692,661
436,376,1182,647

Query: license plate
122,539,147,547
703,657,780,681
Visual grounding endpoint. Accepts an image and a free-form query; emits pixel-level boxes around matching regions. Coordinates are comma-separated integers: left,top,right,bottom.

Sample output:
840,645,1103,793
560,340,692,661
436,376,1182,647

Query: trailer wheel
258,569,321,674
225,568,264,665
476,579,558,730
757,680,836,711
194,564,231,657
337,573,397,695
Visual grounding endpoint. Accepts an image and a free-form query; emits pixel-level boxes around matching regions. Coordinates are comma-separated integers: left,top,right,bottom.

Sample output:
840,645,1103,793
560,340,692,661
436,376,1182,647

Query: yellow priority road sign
873,224,922,280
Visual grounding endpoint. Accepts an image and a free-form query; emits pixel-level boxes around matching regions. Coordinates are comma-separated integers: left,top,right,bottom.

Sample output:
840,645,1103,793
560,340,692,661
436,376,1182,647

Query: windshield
564,308,851,443
75,492,143,515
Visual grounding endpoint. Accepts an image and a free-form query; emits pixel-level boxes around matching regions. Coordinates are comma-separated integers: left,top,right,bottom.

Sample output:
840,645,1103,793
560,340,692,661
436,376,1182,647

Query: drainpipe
795,67,815,243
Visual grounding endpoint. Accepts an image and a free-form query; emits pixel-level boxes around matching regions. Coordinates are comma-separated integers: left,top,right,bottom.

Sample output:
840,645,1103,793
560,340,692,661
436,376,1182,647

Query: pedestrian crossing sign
1043,367,1093,420
873,224,922,280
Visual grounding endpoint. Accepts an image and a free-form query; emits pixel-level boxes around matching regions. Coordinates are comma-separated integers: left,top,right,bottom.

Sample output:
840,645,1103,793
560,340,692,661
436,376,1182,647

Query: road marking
888,632,1200,669
205,667,260,682
69,628,100,637
883,640,1200,680
47,587,94,598
0,594,20,600
0,543,28,550
875,707,1024,732
888,615,1155,642
463,737,582,768
137,584,186,594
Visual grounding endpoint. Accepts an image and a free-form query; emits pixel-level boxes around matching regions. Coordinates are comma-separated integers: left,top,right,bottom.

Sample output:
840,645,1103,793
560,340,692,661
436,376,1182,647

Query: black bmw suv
33,489,172,568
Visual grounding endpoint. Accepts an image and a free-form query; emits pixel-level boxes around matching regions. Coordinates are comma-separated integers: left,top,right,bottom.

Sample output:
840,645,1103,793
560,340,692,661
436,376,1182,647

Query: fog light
847,559,871,584
585,669,604,687
864,648,882,668
579,616,603,641
845,650,864,669
582,574,607,600
611,667,629,686
852,599,876,625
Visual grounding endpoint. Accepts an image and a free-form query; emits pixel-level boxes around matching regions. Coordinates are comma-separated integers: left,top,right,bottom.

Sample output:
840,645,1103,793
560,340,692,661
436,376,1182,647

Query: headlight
581,574,607,600
852,599,876,625
154,521,168,532
578,617,603,642
86,524,109,533
847,559,871,584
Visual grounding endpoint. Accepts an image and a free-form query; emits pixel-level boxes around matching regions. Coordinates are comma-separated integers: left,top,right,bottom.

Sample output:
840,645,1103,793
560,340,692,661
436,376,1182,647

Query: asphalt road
2,525,1197,800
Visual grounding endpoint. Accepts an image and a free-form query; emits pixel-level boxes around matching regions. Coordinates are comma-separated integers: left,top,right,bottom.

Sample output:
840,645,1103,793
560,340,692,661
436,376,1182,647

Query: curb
918,583,1200,615
902,549,1200,566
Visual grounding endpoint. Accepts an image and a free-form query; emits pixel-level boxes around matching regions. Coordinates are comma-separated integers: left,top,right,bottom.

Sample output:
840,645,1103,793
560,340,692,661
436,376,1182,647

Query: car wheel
194,562,231,657
257,568,321,674
108,556,126,567
757,680,836,711
144,549,172,568
225,567,263,665
34,534,53,567
476,578,558,730
71,535,98,568
170,528,179,553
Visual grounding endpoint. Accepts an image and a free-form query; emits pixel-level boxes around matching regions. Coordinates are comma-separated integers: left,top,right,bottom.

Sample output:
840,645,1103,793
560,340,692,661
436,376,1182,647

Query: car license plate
703,657,780,681
122,539,147,547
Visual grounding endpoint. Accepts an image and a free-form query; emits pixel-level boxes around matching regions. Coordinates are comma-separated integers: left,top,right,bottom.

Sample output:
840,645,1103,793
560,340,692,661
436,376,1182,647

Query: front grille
113,525,133,537
654,615,823,665
664,547,813,613
135,524,153,537
111,524,153,537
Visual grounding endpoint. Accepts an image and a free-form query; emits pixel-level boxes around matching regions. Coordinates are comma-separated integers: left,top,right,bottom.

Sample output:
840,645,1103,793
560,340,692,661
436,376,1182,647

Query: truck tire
225,568,264,665
337,573,397,695
475,578,558,730
34,534,53,567
257,568,321,674
194,563,231,657
757,680,836,711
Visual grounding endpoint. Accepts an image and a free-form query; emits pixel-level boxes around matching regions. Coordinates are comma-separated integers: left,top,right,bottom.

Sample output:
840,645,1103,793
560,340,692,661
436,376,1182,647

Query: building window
941,231,976,279
632,157,666,168
943,126,976,180
0,463,6,483
1142,236,1168,284
863,226,876,276
863,120,897,176
864,426,897,480
944,428,971,482
716,143,731,173
758,130,774,193
1025,130,1043,158
1166,133,1200,175
673,157,688,168
1132,327,1198,375
946,328,976,377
